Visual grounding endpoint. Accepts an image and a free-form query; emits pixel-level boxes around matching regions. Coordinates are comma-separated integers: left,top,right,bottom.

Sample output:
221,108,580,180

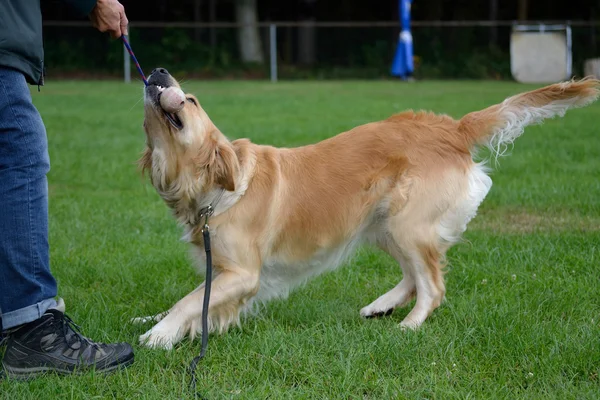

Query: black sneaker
1,309,134,380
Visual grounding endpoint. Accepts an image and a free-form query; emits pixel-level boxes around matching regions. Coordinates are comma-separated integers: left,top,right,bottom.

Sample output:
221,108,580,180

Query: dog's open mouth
155,85,184,130
163,108,183,130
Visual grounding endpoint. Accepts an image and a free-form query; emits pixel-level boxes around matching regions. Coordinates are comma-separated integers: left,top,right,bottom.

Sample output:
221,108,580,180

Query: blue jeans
0,67,58,330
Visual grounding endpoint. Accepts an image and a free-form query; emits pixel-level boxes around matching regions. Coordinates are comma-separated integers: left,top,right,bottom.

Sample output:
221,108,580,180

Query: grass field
1,79,599,399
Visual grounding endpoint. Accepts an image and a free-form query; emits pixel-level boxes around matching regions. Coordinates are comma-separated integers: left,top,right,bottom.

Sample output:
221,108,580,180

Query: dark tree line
42,0,598,23
42,0,598,68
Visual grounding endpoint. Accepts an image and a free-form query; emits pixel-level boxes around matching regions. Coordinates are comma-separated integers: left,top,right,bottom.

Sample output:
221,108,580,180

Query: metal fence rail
43,20,600,28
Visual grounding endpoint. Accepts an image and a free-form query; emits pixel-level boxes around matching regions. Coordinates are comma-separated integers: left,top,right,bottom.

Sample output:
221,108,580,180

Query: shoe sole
2,355,134,381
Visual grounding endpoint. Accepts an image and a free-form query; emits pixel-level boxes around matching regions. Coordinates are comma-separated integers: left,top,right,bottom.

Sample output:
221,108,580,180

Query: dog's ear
214,143,239,191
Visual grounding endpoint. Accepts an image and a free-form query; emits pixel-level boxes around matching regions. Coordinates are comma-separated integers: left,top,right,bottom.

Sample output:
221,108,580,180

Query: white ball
160,87,185,113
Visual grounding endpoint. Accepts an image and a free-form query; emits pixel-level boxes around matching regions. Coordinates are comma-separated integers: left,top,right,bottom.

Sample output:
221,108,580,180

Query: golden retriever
135,68,599,349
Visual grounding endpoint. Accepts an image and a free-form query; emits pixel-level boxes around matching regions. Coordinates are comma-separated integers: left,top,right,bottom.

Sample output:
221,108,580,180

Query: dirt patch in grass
469,207,600,234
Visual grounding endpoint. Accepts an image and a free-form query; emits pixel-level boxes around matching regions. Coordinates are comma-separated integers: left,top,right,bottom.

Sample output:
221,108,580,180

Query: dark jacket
0,0,97,86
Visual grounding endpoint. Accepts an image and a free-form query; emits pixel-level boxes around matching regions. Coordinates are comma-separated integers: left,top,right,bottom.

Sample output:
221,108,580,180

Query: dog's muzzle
145,68,184,130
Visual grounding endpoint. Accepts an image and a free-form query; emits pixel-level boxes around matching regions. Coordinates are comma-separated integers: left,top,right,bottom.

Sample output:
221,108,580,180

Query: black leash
187,190,225,398
188,225,212,398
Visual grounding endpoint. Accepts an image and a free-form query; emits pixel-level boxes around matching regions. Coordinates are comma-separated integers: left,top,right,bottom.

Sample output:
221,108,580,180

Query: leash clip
201,205,213,233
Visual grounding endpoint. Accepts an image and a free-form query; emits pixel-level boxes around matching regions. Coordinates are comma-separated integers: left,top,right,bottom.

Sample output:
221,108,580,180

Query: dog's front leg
139,269,259,350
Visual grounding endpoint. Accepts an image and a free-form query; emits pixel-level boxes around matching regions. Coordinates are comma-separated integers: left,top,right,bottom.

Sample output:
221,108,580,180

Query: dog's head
140,68,239,196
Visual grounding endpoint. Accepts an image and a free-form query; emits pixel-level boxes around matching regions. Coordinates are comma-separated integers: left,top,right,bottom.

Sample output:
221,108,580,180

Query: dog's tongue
160,87,185,113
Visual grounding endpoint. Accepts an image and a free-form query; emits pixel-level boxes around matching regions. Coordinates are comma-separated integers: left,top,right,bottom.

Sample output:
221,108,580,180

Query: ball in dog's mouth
158,86,185,129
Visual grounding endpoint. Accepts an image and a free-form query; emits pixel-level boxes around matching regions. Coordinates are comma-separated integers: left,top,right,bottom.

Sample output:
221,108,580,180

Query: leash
188,190,225,398
186,226,212,399
121,35,148,86
120,35,220,397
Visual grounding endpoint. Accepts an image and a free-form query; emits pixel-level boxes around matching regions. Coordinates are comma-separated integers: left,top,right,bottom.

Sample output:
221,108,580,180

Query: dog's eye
186,97,197,106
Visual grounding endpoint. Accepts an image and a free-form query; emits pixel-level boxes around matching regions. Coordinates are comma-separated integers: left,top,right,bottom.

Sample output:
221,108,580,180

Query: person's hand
89,0,129,39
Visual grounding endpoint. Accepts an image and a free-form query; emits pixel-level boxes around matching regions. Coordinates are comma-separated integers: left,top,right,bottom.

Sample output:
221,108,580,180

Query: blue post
391,0,414,80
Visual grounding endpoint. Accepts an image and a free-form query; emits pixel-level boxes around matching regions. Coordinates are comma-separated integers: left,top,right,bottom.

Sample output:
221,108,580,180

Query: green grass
2,79,599,399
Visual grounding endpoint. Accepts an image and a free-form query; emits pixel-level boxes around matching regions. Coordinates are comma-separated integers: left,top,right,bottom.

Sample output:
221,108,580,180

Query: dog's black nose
151,68,169,76
147,67,173,88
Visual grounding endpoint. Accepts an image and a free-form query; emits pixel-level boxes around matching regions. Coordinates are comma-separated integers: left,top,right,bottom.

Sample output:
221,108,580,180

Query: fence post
269,24,278,82
123,30,131,84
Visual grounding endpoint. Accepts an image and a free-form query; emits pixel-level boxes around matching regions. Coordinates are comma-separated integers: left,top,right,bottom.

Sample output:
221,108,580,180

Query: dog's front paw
139,323,181,350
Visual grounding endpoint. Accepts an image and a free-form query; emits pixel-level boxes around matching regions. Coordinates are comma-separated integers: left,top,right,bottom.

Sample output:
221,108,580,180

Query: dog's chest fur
151,157,205,225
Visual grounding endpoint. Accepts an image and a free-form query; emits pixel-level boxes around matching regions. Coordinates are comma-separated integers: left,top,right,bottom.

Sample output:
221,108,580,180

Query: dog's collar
198,188,226,230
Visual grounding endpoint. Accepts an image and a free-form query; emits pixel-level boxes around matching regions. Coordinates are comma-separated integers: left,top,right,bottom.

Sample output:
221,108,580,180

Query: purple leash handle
121,35,148,86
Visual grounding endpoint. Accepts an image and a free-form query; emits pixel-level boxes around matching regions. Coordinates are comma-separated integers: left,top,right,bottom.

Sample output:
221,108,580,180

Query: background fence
42,20,599,81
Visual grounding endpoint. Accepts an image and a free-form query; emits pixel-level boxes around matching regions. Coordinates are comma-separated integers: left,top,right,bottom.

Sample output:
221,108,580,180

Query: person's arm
61,0,98,17
62,0,129,38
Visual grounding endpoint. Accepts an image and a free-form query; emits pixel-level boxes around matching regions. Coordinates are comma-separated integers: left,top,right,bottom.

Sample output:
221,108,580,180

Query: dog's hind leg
360,234,446,329
362,167,479,329
360,240,416,318
384,165,490,329
360,234,446,328
395,242,446,329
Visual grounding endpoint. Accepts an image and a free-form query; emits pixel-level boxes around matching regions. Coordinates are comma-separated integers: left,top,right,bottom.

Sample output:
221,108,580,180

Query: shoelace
58,314,102,357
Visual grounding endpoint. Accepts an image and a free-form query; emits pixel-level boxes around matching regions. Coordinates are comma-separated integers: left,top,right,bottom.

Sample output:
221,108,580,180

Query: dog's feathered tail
459,77,600,158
